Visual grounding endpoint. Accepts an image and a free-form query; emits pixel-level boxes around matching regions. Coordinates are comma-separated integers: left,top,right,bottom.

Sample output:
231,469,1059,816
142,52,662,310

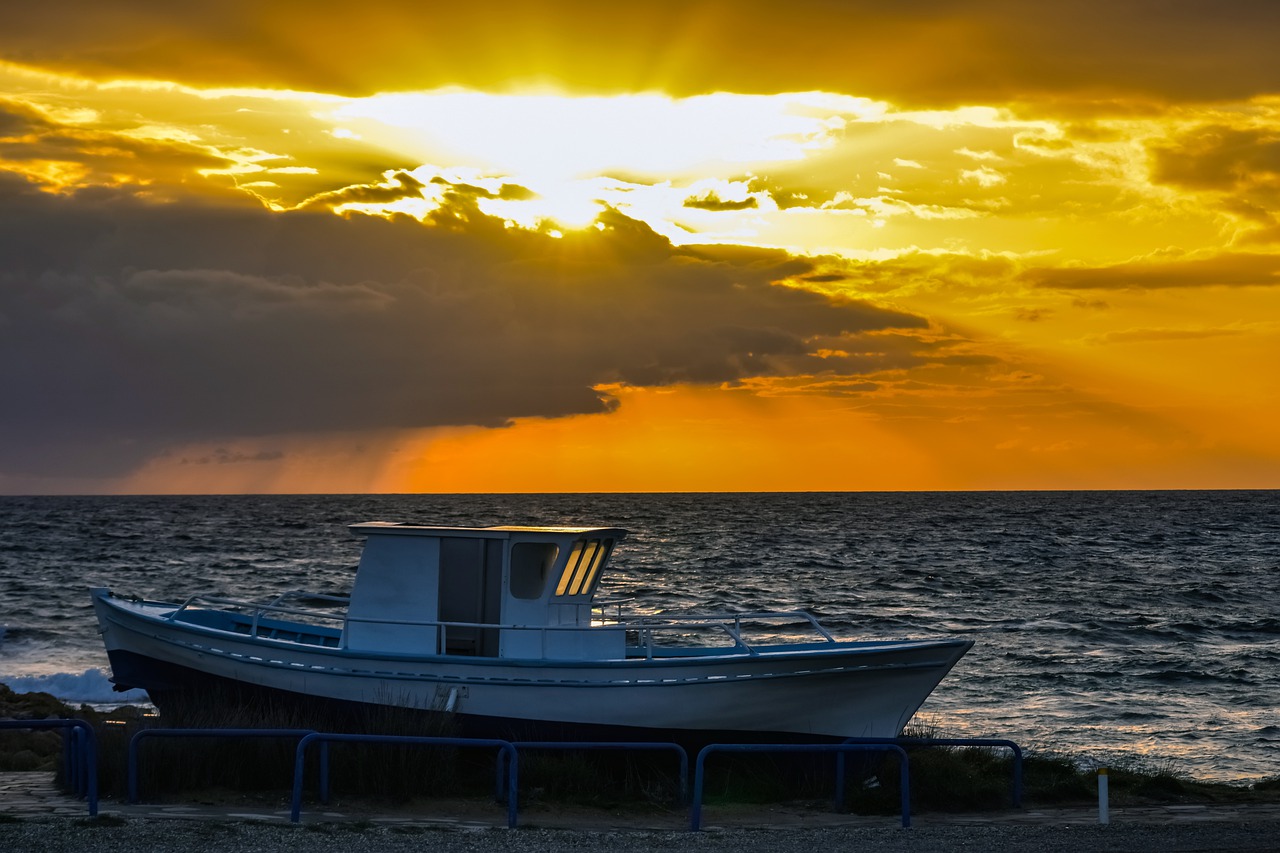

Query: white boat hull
93,590,972,742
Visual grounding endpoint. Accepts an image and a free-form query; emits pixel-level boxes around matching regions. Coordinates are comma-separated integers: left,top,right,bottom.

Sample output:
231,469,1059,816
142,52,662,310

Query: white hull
93,591,971,740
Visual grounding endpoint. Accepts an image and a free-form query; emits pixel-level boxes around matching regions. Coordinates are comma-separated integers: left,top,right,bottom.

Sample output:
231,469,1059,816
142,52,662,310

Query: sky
2,0,1279,494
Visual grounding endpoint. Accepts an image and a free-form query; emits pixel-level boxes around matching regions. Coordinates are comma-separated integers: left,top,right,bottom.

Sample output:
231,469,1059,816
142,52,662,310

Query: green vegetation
3,684,1279,815
0,684,76,772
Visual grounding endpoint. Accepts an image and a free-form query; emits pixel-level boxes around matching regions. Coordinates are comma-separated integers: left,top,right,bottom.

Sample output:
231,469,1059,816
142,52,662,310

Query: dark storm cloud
182,449,285,465
1026,253,1280,290
3,1,1278,106
683,192,758,211
0,174,925,479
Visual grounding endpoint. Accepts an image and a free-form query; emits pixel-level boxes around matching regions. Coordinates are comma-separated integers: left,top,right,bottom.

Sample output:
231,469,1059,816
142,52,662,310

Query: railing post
1098,767,1109,824
61,728,78,797
842,736,1024,810
81,722,99,817
690,747,708,830
291,732,313,823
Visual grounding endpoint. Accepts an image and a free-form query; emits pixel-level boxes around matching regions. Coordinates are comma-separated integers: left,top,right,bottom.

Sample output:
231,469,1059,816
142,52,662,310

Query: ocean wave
4,490,1280,783
0,668,149,704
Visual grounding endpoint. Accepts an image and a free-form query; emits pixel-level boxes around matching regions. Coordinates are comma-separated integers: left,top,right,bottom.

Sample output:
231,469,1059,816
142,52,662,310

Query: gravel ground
3,816,1280,853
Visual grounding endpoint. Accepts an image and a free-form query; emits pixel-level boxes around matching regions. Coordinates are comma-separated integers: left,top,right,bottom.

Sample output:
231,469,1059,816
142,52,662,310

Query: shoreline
7,771,1280,853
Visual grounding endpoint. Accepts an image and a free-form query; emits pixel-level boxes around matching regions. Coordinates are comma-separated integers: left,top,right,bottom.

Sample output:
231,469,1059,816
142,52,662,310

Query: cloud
1147,123,1280,241
0,97,231,193
1149,125,1280,192
960,167,1006,188
683,191,758,211
3,1,1278,105
1026,252,1280,290
1084,327,1248,345
180,448,285,465
298,169,426,209
798,250,1023,298
0,173,926,480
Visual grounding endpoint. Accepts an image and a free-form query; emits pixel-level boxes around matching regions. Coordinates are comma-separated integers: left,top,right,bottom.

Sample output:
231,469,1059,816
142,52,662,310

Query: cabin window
510,542,558,600
578,538,613,594
554,540,586,596
568,540,600,595
553,537,613,598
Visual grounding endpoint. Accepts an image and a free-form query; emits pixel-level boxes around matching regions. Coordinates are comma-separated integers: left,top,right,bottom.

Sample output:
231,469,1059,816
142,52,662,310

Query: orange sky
2,1,1278,493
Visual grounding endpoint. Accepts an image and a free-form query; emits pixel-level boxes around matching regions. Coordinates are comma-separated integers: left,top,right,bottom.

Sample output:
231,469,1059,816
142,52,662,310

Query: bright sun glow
311,90,901,237
328,91,879,182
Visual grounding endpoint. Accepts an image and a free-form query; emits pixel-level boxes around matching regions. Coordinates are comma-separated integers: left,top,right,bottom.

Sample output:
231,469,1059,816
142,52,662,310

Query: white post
1098,767,1110,824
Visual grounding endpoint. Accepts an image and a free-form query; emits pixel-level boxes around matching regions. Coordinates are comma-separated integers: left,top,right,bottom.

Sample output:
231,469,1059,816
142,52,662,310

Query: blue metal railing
838,736,1024,808
290,732,518,827
0,719,98,816
691,743,911,831
18,723,1025,830
127,727,320,804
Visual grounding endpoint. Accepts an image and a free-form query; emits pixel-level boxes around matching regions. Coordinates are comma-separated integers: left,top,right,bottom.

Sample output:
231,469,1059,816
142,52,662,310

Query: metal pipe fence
838,736,1024,808
127,727,320,804
290,732,518,827
0,719,98,816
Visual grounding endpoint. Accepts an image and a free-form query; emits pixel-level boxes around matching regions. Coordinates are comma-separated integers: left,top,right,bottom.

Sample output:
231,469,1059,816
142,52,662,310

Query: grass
4,684,1279,815
103,683,488,803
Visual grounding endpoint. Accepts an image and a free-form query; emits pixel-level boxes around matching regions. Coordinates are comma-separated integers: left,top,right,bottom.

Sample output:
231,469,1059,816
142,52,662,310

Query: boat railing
332,610,837,658
168,591,350,637
338,614,622,655
590,596,632,626
166,593,836,658
624,611,837,658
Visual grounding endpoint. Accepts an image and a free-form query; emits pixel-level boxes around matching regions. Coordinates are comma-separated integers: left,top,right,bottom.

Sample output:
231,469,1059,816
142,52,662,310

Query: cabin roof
349,521,627,539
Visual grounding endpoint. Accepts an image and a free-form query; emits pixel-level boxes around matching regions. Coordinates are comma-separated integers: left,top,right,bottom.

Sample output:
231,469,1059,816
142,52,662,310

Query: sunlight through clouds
327,90,883,180
3,2,1280,494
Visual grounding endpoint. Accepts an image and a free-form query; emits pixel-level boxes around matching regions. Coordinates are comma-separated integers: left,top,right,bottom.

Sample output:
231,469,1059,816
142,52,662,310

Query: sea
1,491,1277,784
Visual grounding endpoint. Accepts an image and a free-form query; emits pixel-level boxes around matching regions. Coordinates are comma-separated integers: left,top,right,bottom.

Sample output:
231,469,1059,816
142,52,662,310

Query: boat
92,521,972,744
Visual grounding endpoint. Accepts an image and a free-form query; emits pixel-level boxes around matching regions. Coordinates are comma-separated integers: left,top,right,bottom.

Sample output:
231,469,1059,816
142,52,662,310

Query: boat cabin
342,522,627,661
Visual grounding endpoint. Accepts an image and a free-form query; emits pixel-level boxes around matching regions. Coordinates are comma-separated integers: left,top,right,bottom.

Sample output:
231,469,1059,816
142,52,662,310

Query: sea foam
0,667,149,705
